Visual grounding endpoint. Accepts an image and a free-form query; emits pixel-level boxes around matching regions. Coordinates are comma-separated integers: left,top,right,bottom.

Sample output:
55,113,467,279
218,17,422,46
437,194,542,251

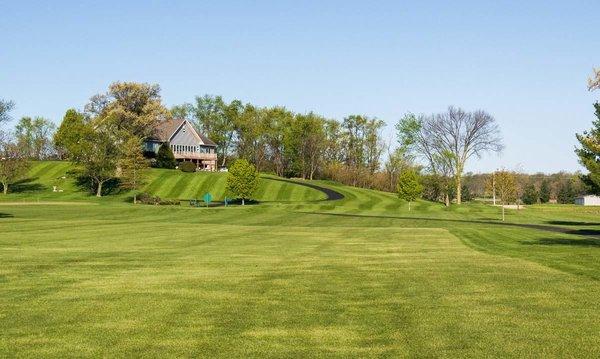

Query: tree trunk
241,198,245,206
492,173,496,205
133,193,137,204
444,193,450,207
96,181,103,197
456,176,462,205
408,201,411,211
2,182,7,195
502,204,505,221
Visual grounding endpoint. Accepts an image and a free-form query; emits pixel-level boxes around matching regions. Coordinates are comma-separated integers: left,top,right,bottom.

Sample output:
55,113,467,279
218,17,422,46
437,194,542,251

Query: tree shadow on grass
520,238,600,247
0,213,14,218
546,220,600,226
298,211,600,238
7,178,47,193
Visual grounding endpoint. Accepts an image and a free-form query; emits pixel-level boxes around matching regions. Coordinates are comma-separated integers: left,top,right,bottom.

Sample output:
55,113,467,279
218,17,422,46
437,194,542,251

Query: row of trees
170,96,387,182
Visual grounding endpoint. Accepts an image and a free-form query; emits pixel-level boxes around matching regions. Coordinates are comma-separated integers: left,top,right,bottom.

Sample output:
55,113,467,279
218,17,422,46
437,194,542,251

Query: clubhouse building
144,119,218,171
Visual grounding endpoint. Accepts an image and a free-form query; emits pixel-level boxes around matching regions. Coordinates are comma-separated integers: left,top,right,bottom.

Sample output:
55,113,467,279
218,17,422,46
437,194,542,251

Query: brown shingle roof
150,119,216,146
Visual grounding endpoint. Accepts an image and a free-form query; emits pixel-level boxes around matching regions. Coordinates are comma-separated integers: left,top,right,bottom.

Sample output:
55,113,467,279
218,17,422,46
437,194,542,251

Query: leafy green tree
119,136,148,204
397,168,423,211
190,95,241,167
226,159,259,205
0,99,15,126
15,116,55,159
156,142,177,169
74,122,120,197
85,82,169,139
285,113,326,179
54,109,89,160
0,134,30,194
521,183,538,205
539,179,551,203
263,106,294,177
235,104,267,170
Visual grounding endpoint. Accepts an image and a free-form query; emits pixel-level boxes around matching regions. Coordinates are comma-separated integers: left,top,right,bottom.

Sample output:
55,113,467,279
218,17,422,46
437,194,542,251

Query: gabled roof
150,119,216,147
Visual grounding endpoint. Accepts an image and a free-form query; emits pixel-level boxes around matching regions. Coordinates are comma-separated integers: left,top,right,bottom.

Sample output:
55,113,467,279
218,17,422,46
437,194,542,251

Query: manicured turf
2,161,326,202
1,177,599,356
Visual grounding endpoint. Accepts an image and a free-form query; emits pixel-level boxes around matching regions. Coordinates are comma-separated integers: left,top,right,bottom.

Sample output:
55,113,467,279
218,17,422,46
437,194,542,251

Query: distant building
574,195,600,206
145,119,217,171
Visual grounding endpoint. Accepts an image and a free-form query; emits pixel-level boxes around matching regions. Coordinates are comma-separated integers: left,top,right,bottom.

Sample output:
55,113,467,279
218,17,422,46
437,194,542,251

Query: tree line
0,71,597,206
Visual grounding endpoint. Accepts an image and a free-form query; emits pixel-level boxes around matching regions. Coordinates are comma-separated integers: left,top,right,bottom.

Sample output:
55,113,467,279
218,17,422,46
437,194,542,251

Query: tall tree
397,108,503,204
397,168,423,211
263,107,294,177
383,147,411,193
76,122,120,197
226,159,259,205
190,95,240,167
285,113,326,179
54,109,88,160
539,179,551,203
364,118,385,173
85,82,169,140
119,136,148,204
557,180,575,204
15,116,55,159
235,104,267,171
575,83,600,193
495,170,517,221
521,183,539,205
0,134,30,194
0,99,15,127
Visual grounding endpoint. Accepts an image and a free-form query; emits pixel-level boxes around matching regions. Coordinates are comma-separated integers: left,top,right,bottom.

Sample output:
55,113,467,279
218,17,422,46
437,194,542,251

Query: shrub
156,143,177,169
137,192,180,206
179,161,196,173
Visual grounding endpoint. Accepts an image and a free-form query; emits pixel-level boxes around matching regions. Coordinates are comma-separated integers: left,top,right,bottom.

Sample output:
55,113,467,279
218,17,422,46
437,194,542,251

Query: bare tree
589,68,600,91
430,107,503,204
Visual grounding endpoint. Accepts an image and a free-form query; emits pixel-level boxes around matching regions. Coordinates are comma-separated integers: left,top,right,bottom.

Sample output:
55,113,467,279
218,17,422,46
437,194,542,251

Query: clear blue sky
1,1,599,173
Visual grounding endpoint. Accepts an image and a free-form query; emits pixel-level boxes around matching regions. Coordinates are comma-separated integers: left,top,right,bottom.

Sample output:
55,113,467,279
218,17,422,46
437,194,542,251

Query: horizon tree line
0,72,598,204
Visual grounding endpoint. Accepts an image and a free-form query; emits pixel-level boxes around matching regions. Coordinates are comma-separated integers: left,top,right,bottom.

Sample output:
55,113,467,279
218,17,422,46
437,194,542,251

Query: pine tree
521,183,538,205
156,142,177,169
119,136,148,204
576,103,600,194
539,180,551,203
397,168,423,211
557,180,575,204
226,159,259,205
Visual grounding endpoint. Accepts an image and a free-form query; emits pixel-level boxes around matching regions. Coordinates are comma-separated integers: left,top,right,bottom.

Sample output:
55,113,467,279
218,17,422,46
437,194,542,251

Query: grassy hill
1,161,326,202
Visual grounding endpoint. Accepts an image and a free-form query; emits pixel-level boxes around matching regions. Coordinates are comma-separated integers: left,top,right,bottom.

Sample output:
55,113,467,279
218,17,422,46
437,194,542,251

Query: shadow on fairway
546,220,600,226
299,211,600,238
9,177,46,193
520,237,600,247
0,213,14,218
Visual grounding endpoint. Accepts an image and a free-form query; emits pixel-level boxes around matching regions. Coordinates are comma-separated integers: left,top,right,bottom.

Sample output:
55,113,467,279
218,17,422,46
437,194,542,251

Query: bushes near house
156,143,177,169
179,161,196,173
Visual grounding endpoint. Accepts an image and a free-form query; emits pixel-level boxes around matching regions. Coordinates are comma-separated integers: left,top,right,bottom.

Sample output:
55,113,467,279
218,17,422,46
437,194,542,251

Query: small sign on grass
203,193,212,207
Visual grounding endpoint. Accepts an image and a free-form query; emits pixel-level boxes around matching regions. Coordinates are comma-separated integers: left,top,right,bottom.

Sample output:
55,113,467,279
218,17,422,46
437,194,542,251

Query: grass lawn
2,161,326,202
1,179,600,356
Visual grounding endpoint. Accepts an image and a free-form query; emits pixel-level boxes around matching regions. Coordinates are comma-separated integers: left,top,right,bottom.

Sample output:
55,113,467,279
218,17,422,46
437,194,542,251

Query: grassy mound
1,161,326,202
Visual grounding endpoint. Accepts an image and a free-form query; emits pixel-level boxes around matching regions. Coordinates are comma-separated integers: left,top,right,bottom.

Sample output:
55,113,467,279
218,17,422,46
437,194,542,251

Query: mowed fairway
1,200,600,357
3,161,326,202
